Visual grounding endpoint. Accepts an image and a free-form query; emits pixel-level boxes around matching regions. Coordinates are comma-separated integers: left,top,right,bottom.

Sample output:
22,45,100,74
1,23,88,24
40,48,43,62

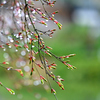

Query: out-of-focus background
0,0,100,100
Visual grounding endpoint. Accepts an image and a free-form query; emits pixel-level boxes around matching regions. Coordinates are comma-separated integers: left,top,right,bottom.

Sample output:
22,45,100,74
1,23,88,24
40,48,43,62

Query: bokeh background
0,0,100,100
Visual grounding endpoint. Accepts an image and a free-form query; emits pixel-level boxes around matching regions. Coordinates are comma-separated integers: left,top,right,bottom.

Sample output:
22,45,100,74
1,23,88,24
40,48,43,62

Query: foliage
0,0,76,99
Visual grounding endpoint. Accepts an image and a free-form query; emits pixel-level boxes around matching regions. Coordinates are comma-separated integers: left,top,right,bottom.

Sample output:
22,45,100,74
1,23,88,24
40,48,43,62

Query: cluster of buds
14,44,22,49
0,82,15,95
0,0,76,99
29,56,35,64
6,88,15,95
24,44,29,48
52,10,59,17
0,82,3,86
6,43,10,46
51,88,56,94
0,45,4,49
48,65,56,69
30,67,35,75
66,63,77,70
40,75,47,84
56,76,64,82
36,63,43,69
56,81,64,90
28,0,34,5
2,61,9,65
48,63,57,70
0,61,24,77
39,21,47,26
60,54,76,59
49,72,55,80
54,20,62,30
44,51,52,57
48,0,56,7
34,33,38,39
15,69,24,77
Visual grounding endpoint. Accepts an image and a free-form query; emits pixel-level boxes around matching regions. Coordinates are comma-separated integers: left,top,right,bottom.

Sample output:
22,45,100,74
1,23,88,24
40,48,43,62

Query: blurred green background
0,0,100,100
0,24,100,100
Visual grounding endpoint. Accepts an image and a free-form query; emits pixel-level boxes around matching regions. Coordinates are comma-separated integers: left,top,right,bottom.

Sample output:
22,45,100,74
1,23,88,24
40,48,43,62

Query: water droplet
28,23,31,26
46,20,48,22
10,39,14,42
17,21,20,24
15,49,18,52
34,40,37,42
3,0,7,4
32,10,36,14
50,37,52,38
34,19,36,21
16,2,19,6
32,45,34,48
19,14,22,17
3,48,6,51
9,45,12,48
7,67,12,70
10,7,13,9
26,15,28,18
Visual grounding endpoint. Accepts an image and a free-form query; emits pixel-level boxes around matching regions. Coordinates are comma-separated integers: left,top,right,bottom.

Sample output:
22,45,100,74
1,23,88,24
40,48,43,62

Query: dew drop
46,20,48,22
32,45,34,48
3,48,6,51
9,45,12,48
3,0,7,4
32,10,36,14
26,15,28,18
15,49,18,52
